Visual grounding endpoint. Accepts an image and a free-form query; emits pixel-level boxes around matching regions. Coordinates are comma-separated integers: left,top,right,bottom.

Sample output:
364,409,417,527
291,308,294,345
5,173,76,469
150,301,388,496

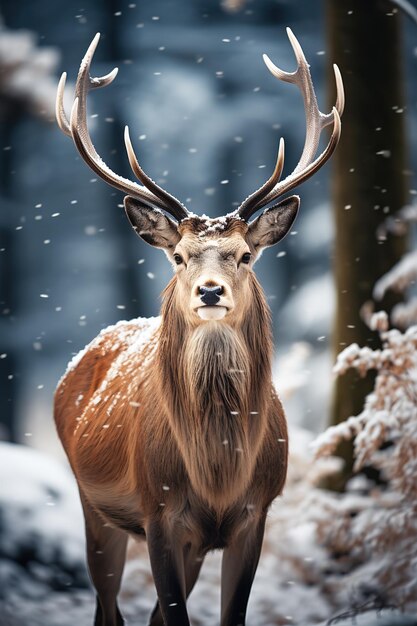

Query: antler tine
56,72,71,136
252,107,342,213
237,28,343,220
264,107,341,202
235,137,285,221
57,33,189,220
68,98,162,207
320,64,345,133
56,34,119,138
333,64,345,117
124,126,188,221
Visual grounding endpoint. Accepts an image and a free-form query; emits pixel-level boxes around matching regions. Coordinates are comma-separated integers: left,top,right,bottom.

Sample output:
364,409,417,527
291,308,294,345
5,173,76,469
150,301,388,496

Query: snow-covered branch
373,251,417,301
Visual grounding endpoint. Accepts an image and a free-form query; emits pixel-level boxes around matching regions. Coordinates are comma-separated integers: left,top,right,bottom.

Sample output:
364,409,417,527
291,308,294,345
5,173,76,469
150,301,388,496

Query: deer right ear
247,195,300,252
124,197,181,250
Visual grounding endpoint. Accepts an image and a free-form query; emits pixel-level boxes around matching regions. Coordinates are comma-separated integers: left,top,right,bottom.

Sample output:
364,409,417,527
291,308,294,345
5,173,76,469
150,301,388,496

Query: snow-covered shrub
312,311,417,610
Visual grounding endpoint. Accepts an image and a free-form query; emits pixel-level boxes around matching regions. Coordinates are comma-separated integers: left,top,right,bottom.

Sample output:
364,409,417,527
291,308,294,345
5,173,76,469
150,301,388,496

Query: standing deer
54,28,343,626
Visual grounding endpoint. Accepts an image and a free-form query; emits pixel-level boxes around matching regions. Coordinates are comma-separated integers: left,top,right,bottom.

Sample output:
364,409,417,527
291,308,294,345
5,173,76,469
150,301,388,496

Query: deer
54,28,343,626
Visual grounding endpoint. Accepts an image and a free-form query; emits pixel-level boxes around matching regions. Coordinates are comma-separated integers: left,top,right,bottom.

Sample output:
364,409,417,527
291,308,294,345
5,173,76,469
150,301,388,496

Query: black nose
199,285,224,306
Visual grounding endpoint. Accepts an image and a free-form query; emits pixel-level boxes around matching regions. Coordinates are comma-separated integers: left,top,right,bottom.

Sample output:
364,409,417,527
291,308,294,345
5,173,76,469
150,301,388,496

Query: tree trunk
326,0,408,489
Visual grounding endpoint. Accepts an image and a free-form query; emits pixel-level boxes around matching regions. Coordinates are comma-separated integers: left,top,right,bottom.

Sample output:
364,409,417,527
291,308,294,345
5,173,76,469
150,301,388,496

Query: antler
237,27,344,221
56,33,189,222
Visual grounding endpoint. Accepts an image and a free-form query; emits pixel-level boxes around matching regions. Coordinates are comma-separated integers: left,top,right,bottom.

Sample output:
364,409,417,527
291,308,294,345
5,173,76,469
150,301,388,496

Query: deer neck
156,276,273,510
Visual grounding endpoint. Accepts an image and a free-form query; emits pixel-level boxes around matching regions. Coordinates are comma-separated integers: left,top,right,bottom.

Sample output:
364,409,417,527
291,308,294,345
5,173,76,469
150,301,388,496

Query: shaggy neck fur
156,274,273,510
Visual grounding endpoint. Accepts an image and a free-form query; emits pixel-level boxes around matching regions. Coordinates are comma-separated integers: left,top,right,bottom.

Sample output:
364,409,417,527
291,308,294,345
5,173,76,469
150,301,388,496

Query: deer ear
247,195,300,252
124,196,180,250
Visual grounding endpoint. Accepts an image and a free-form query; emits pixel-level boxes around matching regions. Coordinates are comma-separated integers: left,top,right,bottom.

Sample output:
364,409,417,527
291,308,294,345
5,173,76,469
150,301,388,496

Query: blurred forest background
1,0,417,625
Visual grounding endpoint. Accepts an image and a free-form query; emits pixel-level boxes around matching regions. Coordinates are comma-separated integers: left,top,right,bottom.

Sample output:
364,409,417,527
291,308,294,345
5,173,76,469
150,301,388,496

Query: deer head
56,29,344,326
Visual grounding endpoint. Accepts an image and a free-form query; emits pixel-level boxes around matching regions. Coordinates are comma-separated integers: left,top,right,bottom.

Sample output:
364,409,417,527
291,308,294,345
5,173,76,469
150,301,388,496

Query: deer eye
173,253,183,265
241,252,251,264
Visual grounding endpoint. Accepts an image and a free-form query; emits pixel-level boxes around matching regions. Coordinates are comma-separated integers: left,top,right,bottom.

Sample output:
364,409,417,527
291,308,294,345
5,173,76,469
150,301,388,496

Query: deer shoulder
54,317,160,476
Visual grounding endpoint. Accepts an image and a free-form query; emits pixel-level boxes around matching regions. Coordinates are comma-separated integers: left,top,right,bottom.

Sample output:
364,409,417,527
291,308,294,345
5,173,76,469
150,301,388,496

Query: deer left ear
247,195,300,251
124,196,180,250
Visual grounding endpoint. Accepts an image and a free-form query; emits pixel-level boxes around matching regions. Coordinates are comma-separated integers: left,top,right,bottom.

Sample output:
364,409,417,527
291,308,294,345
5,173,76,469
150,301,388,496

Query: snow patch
0,443,86,588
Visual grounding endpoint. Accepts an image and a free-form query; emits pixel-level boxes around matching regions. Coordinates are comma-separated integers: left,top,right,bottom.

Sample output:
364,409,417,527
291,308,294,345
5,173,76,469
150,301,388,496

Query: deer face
124,196,299,325
171,218,252,324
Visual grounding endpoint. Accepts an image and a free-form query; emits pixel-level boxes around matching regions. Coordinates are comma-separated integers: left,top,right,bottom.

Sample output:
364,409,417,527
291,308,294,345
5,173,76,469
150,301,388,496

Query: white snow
373,251,417,300
58,315,161,388
0,442,85,575
391,297,417,329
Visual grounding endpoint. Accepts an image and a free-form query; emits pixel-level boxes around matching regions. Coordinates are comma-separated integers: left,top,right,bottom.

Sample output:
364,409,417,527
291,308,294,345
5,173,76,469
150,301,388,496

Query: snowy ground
1,435,415,626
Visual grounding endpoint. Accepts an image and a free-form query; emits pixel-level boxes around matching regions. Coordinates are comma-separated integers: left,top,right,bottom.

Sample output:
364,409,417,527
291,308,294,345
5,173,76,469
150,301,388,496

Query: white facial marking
197,306,227,321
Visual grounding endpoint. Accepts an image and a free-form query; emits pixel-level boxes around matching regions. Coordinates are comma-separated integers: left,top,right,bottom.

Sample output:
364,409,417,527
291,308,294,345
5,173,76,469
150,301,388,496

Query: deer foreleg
80,492,128,626
148,543,204,626
146,520,191,626
220,513,267,626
